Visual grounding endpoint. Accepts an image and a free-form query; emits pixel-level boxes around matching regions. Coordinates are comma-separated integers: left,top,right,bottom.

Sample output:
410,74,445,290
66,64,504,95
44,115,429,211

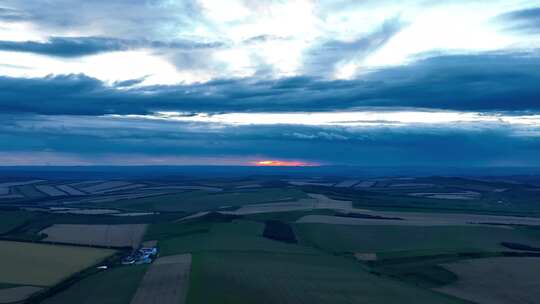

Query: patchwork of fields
0,240,115,303
1,175,540,303
152,220,466,304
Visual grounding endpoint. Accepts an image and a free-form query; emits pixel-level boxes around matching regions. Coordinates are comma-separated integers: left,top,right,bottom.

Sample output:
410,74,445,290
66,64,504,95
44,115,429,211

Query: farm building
122,246,158,265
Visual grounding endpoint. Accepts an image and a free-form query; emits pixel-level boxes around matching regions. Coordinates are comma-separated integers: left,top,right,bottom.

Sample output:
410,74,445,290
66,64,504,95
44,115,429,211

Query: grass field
14,184,48,199
352,193,540,216
299,177,540,216
186,251,467,304
41,224,147,248
0,286,43,303
156,220,314,256
0,283,19,290
146,218,468,304
3,212,183,241
435,257,540,304
294,224,540,257
0,241,115,286
4,177,540,304
243,209,334,222
100,188,307,212
130,254,191,304
293,222,540,291
0,210,36,234
42,265,148,304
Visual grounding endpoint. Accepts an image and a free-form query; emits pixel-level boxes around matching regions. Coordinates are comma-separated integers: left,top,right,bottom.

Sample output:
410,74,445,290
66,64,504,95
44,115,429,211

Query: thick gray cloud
0,36,223,58
1,51,539,115
2,114,540,166
2,1,540,167
0,37,128,57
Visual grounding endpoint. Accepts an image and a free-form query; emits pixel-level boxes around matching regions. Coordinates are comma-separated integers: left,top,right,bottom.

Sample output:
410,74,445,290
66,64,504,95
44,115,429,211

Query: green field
0,210,36,234
13,184,48,199
100,188,307,212
42,265,148,304
147,218,467,304
0,241,115,286
3,176,540,304
0,283,20,290
351,193,540,216
187,251,466,304
154,220,315,256
295,224,540,258
243,209,335,222
2,211,184,241
293,222,540,289
369,253,476,289
297,176,540,216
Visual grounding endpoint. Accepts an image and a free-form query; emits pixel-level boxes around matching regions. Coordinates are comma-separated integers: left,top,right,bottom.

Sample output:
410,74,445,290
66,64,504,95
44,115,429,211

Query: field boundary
24,251,126,304
130,254,192,304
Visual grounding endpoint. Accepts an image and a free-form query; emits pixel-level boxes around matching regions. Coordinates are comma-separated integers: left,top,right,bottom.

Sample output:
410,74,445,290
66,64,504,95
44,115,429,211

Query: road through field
130,254,192,304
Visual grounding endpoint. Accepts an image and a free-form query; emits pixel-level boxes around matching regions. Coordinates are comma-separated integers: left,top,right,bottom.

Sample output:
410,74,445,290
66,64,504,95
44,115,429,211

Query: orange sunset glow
253,160,314,166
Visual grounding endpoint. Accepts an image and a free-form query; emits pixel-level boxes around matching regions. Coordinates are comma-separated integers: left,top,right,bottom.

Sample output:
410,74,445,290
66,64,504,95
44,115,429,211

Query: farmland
0,241,114,286
155,220,314,256
294,224,540,256
435,257,540,304
154,219,465,304
296,210,540,226
186,250,466,304
130,254,192,304
0,286,44,304
1,172,540,303
0,210,36,234
42,265,148,304
100,188,308,212
41,224,147,248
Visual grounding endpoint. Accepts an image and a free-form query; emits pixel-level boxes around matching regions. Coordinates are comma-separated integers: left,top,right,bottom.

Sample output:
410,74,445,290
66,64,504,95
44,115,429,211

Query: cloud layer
2,113,539,166
1,51,539,115
0,37,223,57
1,1,540,166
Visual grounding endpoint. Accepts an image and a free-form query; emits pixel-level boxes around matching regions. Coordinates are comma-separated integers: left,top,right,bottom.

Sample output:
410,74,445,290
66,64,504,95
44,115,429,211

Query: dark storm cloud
2,114,540,166
113,77,149,88
0,37,128,57
0,36,224,58
496,7,540,33
1,51,540,115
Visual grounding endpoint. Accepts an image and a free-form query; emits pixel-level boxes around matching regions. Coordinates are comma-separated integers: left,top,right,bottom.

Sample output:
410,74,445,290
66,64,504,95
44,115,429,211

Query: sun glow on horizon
253,160,315,167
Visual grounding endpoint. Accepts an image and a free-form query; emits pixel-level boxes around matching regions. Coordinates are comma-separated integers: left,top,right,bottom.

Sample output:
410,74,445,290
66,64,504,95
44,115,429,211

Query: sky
1,0,540,166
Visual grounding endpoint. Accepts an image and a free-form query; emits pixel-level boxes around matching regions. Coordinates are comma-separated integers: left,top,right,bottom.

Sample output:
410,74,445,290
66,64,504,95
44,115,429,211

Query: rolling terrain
1,172,540,303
